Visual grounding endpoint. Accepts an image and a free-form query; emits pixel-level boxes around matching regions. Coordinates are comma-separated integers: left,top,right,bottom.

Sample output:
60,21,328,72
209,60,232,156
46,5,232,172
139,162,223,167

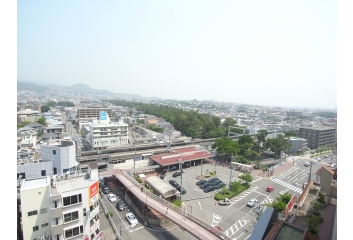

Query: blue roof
249,207,275,240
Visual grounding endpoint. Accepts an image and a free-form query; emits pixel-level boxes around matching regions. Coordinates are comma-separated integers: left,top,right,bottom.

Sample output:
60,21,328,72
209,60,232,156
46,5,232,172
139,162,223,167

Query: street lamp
229,154,235,189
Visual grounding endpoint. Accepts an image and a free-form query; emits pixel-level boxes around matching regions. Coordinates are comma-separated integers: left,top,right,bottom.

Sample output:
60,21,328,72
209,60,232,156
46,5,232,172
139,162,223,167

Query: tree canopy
211,137,239,159
265,135,291,159
108,99,230,139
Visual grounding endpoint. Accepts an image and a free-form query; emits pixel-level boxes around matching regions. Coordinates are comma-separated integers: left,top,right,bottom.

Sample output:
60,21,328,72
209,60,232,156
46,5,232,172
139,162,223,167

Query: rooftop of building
55,174,95,192
21,177,49,191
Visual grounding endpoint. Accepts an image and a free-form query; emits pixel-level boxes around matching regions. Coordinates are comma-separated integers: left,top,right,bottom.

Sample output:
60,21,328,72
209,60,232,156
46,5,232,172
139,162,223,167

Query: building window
53,150,56,155
63,194,82,206
41,170,46,176
41,223,48,228
28,210,38,217
64,225,83,238
64,211,79,223
40,208,48,214
33,226,39,231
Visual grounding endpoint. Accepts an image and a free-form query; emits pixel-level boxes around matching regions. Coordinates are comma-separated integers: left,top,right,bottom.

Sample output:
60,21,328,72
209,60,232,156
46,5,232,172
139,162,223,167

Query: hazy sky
17,0,337,109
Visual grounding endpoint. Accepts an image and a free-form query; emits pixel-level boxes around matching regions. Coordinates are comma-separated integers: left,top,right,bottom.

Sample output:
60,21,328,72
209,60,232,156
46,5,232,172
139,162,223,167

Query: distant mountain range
17,80,162,101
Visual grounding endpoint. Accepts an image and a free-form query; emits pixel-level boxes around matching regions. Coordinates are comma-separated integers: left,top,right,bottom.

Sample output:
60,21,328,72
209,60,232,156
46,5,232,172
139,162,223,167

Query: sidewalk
251,160,294,179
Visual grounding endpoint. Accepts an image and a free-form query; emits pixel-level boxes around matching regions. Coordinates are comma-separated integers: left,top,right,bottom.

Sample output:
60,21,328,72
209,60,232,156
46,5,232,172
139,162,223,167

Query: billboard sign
99,111,107,120
89,181,99,205
285,195,296,217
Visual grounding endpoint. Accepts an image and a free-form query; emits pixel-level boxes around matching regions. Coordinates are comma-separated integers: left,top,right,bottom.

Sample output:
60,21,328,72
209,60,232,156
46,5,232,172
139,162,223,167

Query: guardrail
120,171,231,240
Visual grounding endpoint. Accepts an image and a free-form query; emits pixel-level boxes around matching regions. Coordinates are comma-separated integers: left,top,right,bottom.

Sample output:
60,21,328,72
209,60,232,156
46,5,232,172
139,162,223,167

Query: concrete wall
124,192,170,225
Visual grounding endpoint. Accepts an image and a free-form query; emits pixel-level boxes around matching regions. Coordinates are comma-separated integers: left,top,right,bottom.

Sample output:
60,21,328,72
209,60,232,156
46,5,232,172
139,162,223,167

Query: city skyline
17,1,336,109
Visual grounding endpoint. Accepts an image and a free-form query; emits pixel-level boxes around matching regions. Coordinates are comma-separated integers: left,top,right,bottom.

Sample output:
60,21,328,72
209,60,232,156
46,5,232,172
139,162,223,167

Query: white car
126,212,138,226
108,194,117,203
304,161,310,167
316,157,321,162
247,198,258,207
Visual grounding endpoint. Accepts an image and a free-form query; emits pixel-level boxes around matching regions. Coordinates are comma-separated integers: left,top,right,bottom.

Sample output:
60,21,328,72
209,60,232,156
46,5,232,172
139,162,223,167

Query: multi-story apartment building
287,137,308,153
77,108,113,119
19,164,101,240
86,111,129,150
299,126,336,149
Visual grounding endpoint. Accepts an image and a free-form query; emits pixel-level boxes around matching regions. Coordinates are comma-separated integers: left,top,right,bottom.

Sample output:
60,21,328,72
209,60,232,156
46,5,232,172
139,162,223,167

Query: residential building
77,108,113,119
299,126,336,149
40,139,77,176
86,112,129,150
18,164,101,240
17,139,77,180
287,137,308,153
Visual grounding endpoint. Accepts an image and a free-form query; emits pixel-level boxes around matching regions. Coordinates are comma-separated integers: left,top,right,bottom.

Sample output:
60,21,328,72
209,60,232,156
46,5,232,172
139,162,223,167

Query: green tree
223,117,237,128
278,192,292,204
230,180,242,191
211,137,240,160
256,130,268,152
265,135,291,159
238,173,253,183
17,121,31,129
37,117,46,125
41,105,50,112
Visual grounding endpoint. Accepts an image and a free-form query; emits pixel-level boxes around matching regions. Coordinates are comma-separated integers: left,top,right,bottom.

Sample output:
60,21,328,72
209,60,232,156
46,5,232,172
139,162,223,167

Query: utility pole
229,154,234,189
133,143,136,171
201,158,203,176
179,155,183,201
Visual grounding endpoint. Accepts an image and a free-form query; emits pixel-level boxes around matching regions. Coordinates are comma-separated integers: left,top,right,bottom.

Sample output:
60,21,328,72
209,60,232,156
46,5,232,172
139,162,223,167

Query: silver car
247,198,258,207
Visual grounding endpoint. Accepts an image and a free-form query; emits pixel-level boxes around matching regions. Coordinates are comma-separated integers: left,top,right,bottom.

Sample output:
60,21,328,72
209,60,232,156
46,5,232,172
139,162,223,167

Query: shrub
106,211,113,218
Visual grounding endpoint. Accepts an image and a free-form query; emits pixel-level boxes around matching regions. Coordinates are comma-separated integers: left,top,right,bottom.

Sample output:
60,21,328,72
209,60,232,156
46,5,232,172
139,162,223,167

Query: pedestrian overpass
114,170,231,240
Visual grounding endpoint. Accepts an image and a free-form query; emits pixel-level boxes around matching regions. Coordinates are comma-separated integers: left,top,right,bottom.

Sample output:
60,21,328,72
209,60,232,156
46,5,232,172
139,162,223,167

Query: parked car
126,212,138,226
117,201,126,211
176,186,186,194
159,173,165,179
169,179,179,188
172,171,182,177
196,179,207,186
199,182,210,189
214,182,226,189
108,194,117,203
103,186,110,194
316,157,321,162
203,185,215,193
208,178,219,183
247,198,258,207
211,179,222,186
168,166,177,171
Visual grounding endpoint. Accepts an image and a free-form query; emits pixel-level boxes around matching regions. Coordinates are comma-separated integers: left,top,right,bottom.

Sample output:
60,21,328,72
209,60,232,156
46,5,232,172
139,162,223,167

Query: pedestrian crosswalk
260,196,273,205
271,178,302,194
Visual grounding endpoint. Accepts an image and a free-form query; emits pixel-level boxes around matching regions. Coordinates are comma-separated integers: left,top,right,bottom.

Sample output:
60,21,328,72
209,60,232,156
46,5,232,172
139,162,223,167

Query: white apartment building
19,164,101,240
87,111,129,150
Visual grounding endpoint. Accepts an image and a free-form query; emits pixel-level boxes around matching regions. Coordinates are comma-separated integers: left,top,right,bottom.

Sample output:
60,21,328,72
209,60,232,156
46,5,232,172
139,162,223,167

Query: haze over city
17,0,336,109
